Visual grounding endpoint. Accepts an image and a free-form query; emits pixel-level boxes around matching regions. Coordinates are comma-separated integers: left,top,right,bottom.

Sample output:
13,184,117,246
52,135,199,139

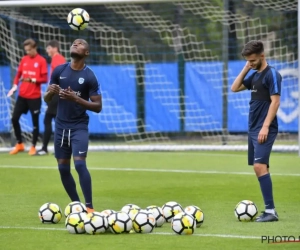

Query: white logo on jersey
34,62,39,68
60,76,67,79
74,91,81,97
251,85,257,93
78,78,85,84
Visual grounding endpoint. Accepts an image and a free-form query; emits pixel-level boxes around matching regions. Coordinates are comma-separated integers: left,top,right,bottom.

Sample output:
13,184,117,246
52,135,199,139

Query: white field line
0,226,260,239
0,165,300,177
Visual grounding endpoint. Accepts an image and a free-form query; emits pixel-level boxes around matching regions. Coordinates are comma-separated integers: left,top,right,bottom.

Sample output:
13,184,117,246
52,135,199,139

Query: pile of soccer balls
38,201,204,235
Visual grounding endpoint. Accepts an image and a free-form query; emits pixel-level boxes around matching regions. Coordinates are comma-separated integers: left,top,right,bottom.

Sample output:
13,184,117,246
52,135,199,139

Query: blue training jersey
50,63,101,129
242,66,281,133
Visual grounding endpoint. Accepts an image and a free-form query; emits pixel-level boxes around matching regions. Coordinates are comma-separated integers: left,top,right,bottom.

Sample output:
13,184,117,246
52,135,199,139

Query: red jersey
13,54,48,99
51,53,66,74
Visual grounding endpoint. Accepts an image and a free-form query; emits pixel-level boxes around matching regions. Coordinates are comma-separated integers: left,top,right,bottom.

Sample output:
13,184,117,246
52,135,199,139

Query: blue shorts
248,132,277,167
54,128,89,159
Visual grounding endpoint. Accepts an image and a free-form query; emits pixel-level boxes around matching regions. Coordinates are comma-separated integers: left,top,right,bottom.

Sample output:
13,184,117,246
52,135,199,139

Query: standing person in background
7,38,48,155
35,40,66,155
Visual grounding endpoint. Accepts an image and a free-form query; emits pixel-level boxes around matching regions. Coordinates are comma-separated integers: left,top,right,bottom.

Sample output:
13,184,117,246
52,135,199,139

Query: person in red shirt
35,40,66,155
7,38,48,155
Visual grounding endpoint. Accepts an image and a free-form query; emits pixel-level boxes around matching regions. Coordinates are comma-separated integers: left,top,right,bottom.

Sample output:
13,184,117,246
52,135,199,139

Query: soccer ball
162,201,184,222
64,201,87,217
171,212,196,235
108,212,133,234
67,8,90,31
84,212,108,234
38,202,62,224
121,204,141,214
128,208,141,220
65,212,87,234
99,209,116,218
234,200,258,221
146,205,165,227
132,209,156,233
184,205,204,228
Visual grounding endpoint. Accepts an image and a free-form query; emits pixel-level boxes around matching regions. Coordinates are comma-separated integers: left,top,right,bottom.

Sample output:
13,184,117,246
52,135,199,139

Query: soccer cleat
256,210,278,219
28,146,36,156
34,149,48,156
87,207,95,214
9,143,25,155
255,212,278,222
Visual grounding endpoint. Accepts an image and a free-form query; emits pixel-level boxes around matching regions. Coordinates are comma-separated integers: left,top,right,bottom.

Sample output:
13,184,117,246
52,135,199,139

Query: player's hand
7,84,18,97
244,61,252,71
258,126,269,144
48,84,61,95
21,78,31,82
59,86,78,102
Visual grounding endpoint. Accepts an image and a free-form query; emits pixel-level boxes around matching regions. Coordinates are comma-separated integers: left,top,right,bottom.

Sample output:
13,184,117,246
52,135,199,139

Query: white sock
265,209,275,215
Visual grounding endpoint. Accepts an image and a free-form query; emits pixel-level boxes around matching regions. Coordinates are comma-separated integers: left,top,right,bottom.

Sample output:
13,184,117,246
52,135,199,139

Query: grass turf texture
0,151,300,250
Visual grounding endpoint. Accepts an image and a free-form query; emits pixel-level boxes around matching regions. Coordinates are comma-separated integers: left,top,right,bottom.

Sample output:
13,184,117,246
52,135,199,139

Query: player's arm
22,59,48,84
258,70,281,144
231,62,252,92
44,67,61,103
76,94,102,113
77,70,102,113
7,59,23,97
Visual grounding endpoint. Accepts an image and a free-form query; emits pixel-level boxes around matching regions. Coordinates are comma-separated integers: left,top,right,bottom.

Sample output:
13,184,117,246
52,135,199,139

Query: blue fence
0,61,298,133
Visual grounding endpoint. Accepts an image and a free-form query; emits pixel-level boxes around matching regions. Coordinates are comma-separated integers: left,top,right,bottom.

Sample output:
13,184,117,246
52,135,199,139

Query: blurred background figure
8,38,48,155
35,40,66,155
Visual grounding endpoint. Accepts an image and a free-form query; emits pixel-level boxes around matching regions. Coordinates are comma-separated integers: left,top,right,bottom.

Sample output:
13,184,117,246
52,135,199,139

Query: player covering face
231,40,281,222
44,39,102,213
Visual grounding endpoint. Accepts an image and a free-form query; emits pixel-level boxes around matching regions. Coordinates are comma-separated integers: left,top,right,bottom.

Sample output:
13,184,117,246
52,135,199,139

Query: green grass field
0,151,300,250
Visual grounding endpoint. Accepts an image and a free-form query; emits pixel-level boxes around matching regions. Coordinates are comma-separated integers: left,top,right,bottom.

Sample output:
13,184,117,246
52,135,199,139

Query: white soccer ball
234,200,258,221
107,212,132,234
146,205,165,227
67,8,90,31
84,212,108,234
184,205,204,228
38,202,62,224
132,209,156,233
64,201,87,217
171,212,196,235
121,204,141,214
99,209,116,219
162,201,184,222
65,212,87,234
128,208,141,221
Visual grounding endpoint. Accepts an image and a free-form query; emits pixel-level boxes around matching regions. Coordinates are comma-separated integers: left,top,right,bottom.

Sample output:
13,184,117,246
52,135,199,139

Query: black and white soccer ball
64,201,87,217
184,205,204,228
67,8,90,31
84,212,108,234
38,202,62,224
121,204,141,214
146,205,165,227
132,209,156,233
162,201,184,222
128,207,141,221
65,212,87,234
234,200,258,221
107,212,132,234
99,209,116,219
171,212,196,235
